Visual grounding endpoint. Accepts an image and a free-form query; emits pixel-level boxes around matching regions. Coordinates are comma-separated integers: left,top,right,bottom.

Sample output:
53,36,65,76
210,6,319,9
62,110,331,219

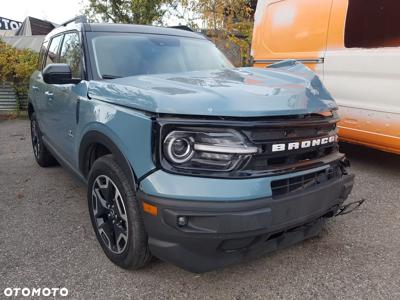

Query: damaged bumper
138,170,354,273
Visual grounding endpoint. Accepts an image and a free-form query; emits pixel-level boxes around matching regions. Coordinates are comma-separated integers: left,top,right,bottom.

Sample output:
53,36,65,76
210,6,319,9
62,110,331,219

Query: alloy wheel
91,175,129,254
31,119,41,158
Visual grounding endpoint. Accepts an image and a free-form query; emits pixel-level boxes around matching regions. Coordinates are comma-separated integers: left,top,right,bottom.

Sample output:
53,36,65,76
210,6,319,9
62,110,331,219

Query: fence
0,81,28,112
0,82,17,111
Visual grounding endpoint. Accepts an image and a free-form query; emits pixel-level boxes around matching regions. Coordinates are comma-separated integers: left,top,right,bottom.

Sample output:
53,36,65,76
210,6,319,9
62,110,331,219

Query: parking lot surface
1,119,399,299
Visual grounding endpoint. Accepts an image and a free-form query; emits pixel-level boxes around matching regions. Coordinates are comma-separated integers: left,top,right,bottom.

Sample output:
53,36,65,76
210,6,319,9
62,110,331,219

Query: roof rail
60,15,88,27
169,25,193,32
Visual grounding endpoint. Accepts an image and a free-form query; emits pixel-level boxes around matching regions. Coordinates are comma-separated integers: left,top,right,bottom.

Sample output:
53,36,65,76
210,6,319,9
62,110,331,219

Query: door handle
45,90,54,102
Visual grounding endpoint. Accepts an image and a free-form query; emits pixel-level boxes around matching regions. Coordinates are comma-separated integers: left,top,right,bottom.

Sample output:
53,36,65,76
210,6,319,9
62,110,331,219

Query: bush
0,39,38,111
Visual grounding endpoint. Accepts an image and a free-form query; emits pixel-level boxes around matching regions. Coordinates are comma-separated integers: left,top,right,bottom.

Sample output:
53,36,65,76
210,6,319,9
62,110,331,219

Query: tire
87,154,151,269
30,112,58,167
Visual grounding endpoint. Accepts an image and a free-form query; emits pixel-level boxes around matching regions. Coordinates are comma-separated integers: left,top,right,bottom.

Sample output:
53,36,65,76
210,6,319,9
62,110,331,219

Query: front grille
240,114,340,175
245,145,337,170
271,164,341,197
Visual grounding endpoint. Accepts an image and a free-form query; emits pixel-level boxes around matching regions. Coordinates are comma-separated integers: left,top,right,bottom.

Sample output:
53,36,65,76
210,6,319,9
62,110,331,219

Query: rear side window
345,0,400,48
45,35,63,67
59,32,82,78
38,40,49,70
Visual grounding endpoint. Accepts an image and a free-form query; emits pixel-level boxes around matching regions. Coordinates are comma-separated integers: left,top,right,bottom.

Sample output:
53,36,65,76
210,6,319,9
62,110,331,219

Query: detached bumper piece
335,198,365,216
139,173,354,273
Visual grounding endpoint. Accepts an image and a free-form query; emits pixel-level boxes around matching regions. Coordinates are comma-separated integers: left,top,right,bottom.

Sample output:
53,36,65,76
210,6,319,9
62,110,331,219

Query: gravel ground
0,119,399,299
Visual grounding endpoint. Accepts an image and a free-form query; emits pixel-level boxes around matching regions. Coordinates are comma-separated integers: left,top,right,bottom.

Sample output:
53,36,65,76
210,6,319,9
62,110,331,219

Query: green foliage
179,0,256,66
0,39,38,111
84,0,255,66
85,0,178,25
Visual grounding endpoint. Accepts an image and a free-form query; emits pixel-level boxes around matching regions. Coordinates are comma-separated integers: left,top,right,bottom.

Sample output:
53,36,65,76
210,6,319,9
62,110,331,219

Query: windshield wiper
101,74,122,79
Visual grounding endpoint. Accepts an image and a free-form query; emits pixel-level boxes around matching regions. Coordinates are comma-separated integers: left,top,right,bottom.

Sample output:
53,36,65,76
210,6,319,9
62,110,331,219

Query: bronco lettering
271,135,338,152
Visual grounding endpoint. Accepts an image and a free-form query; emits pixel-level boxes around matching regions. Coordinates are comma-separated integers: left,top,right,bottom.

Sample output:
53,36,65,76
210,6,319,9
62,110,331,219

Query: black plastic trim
157,113,339,128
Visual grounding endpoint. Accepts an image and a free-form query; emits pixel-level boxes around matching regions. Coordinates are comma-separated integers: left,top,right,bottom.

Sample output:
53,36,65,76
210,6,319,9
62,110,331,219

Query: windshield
89,33,234,79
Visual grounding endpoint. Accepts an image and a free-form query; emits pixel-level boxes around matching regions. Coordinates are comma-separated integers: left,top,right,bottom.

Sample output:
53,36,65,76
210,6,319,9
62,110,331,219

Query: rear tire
30,112,58,167
87,154,151,269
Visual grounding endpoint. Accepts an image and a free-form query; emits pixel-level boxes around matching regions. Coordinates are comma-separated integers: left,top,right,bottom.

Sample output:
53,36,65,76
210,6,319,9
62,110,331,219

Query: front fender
76,99,155,182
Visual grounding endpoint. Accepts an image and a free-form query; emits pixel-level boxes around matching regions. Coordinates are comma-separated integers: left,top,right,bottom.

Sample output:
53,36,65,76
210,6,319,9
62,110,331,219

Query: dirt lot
1,119,399,299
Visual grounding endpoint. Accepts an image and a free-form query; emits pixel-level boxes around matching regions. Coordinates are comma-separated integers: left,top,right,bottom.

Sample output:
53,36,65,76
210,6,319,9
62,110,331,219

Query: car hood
87,63,337,117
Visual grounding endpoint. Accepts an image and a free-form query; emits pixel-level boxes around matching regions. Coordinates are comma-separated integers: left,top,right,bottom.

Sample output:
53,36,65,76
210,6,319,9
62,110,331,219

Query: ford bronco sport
28,16,354,272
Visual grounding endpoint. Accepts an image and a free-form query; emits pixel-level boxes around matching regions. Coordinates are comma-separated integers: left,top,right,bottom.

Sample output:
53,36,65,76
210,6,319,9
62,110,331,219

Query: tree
180,0,256,66
84,0,177,25
84,0,257,66
0,40,38,111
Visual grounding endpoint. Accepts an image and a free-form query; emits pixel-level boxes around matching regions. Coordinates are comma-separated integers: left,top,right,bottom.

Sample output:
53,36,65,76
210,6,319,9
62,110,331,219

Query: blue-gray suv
28,17,354,272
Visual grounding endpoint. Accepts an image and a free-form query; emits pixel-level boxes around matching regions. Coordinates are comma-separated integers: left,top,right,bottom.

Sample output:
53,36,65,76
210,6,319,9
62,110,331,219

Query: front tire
30,113,58,167
87,155,151,269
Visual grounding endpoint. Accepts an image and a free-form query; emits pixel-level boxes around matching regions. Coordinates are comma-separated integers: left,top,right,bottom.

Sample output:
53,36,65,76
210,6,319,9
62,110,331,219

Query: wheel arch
79,131,138,189
28,100,35,120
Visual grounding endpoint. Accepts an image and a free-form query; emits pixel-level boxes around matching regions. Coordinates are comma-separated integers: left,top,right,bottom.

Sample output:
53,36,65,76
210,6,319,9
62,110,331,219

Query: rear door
324,0,400,153
40,34,63,139
30,40,49,127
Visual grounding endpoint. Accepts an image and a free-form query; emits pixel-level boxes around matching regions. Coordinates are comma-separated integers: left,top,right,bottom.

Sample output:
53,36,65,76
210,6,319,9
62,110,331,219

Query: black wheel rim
92,175,128,254
31,119,40,158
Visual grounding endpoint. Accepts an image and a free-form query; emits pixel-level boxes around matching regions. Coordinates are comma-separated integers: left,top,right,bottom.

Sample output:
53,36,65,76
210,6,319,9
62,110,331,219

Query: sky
2,0,84,24
1,0,194,26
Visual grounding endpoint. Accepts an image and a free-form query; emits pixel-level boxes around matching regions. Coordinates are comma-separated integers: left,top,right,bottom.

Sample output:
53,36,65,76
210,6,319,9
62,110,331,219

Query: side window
38,40,49,70
59,32,82,78
345,0,400,48
45,35,63,67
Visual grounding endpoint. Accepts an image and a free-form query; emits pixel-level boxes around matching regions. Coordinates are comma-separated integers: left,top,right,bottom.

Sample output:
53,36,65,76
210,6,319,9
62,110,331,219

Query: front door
48,32,85,165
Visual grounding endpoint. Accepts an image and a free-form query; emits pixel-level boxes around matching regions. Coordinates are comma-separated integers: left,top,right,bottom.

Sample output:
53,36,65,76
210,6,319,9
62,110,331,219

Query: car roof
87,23,204,39
46,22,206,41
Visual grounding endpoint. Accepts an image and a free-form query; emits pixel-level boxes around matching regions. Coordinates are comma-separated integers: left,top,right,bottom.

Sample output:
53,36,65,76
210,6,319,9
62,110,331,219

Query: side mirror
43,64,81,84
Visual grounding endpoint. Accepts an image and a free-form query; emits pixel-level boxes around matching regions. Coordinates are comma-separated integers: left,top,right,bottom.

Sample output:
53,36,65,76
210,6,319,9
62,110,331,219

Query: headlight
161,128,259,172
164,133,195,164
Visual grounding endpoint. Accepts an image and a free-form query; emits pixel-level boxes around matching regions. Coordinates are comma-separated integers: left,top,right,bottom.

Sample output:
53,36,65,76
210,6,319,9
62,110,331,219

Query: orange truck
252,0,400,154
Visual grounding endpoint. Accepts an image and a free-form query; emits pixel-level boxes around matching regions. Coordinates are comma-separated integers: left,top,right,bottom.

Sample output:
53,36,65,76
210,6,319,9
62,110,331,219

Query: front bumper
138,172,354,273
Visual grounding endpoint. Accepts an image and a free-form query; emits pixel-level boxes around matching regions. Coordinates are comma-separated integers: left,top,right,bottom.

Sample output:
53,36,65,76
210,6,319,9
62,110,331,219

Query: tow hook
335,199,365,216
